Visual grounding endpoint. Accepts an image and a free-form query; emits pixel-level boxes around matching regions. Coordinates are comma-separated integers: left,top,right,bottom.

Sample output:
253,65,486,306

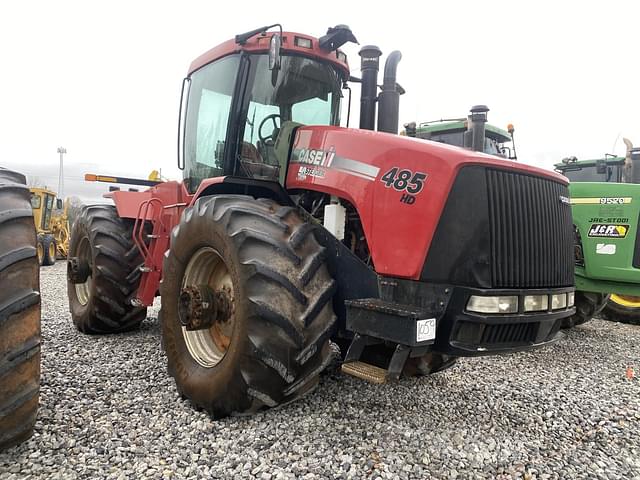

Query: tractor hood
286,126,570,280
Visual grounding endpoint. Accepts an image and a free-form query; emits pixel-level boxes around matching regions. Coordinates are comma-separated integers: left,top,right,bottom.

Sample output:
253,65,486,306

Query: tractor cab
30,187,57,231
181,28,350,192
555,139,640,184
555,156,625,183
404,105,517,160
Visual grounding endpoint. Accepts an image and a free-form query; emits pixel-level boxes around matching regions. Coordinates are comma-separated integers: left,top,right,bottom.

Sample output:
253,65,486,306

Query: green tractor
555,139,640,325
402,104,517,160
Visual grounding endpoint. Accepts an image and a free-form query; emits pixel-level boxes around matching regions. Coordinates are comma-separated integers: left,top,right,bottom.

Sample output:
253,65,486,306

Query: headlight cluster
467,292,575,314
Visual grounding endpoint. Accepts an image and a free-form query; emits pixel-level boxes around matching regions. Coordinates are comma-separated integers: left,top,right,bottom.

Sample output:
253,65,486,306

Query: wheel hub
180,246,236,368
179,284,232,331
68,256,91,284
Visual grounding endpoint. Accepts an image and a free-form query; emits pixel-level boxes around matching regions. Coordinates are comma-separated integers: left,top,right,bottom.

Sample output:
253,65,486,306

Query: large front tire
601,294,640,325
0,168,41,451
161,195,336,418
561,291,609,329
67,205,146,334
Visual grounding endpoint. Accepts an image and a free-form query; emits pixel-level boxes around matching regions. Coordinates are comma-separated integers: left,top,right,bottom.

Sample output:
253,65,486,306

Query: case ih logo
588,224,629,238
293,147,336,167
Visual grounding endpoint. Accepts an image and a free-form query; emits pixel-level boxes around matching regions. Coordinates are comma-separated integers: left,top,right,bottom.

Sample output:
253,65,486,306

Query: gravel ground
1,262,639,479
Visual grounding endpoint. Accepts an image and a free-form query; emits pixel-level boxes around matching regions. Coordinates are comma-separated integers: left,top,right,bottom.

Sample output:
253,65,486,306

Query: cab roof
554,156,625,170
188,31,350,76
416,120,512,143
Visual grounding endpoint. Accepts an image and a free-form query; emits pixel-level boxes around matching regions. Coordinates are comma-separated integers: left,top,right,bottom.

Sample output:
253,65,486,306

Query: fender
286,126,569,280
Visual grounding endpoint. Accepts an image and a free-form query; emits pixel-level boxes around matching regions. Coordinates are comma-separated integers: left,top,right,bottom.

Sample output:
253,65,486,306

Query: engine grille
480,322,537,345
487,169,574,288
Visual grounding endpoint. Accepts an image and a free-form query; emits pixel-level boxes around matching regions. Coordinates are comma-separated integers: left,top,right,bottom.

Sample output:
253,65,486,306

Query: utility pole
57,147,67,198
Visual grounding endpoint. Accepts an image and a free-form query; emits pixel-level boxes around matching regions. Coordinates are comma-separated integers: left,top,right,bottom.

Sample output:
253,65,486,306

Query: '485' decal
380,167,427,204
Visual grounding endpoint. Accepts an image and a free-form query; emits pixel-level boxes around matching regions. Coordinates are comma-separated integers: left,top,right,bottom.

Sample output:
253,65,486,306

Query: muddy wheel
161,195,336,418
561,291,609,329
0,168,41,451
67,205,146,334
42,234,56,266
601,294,640,325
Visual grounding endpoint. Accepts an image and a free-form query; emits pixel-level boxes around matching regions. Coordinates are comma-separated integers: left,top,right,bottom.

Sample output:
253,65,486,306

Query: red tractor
68,25,575,417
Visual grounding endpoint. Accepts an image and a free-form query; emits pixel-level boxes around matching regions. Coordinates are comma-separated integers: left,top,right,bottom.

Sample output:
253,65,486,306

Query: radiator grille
480,322,537,345
487,170,574,288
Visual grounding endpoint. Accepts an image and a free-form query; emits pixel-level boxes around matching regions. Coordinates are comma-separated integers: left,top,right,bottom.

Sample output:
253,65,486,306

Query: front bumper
434,286,575,356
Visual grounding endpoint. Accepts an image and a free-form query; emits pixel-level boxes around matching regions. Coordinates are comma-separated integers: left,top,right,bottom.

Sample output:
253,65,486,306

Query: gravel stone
1,263,639,479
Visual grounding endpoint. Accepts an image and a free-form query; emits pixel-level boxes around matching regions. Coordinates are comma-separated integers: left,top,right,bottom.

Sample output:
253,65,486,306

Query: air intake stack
358,45,382,131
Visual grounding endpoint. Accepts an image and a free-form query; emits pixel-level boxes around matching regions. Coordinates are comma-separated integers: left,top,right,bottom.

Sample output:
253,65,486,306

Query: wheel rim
181,247,235,368
610,294,640,308
49,242,56,260
74,237,92,306
36,243,43,264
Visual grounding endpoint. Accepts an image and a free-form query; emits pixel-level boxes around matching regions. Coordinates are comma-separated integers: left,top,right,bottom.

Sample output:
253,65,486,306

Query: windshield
559,164,622,182
183,53,343,191
237,54,342,180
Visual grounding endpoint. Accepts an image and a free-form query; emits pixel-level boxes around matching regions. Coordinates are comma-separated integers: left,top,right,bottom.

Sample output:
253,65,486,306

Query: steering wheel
258,114,281,145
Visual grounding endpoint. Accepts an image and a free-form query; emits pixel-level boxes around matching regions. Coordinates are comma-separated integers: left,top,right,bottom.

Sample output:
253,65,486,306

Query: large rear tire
601,294,640,325
0,168,41,451
561,291,609,329
67,205,146,334
161,195,336,417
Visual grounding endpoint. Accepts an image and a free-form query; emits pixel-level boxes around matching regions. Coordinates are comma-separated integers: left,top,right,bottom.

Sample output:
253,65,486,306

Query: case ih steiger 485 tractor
67,25,576,417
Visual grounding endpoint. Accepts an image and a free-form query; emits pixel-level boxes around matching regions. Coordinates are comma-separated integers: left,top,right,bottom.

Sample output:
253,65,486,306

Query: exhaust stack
464,105,489,153
358,45,382,131
377,51,403,134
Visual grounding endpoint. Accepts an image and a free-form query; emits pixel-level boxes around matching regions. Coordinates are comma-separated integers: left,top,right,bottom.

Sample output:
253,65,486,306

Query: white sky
1,0,639,201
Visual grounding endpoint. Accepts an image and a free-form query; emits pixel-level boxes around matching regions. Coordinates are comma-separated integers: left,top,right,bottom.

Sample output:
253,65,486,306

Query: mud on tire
561,291,609,329
161,195,336,418
0,168,41,451
67,205,146,334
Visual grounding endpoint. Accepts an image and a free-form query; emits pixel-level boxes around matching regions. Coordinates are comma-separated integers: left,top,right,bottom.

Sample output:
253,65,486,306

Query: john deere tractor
29,187,69,266
555,139,640,325
403,105,517,160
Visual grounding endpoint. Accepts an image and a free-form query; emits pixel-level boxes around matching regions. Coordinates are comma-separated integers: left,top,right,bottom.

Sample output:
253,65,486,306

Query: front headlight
467,295,518,314
567,291,575,307
524,295,549,312
551,293,568,310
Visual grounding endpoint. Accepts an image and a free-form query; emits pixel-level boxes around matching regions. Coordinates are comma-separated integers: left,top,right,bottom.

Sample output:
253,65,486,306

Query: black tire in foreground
67,205,146,334
42,234,56,266
601,294,640,325
0,168,41,451
161,195,336,418
561,291,609,329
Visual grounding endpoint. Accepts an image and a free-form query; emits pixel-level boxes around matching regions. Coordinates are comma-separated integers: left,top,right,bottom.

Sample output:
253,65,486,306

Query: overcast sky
1,1,639,201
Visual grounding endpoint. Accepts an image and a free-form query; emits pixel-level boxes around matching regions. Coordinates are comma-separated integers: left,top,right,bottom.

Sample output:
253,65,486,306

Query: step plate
341,361,387,384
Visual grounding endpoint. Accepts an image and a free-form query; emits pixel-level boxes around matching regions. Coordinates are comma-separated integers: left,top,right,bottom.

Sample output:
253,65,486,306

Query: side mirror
56,198,63,210
596,159,607,174
269,34,281,71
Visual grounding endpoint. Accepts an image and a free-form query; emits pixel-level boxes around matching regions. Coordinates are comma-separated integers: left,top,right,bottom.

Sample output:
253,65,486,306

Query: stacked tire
0,168,41,451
